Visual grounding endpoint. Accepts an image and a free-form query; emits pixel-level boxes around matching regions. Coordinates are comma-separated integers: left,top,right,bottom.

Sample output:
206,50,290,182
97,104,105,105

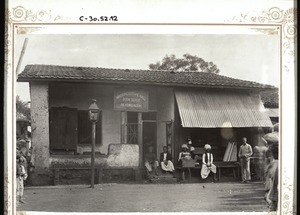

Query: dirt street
17,182,267,212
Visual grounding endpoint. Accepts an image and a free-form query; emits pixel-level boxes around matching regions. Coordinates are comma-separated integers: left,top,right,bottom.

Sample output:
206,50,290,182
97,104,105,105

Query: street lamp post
88,99,100,188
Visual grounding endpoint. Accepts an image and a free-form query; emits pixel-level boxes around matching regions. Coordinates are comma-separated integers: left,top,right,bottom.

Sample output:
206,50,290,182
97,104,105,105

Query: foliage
16,96,30,121
149,54,220,73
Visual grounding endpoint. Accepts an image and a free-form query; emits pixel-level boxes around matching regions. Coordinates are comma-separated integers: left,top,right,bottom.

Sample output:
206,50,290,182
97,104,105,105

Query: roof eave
17,77,275,91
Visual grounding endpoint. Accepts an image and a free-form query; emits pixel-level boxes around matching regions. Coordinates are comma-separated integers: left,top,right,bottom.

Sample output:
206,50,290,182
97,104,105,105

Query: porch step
156,174,174,178
148,171,178,184
150,176,177,184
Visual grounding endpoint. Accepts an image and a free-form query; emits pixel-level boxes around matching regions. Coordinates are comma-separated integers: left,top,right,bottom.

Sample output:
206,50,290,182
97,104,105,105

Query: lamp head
88,99,100,122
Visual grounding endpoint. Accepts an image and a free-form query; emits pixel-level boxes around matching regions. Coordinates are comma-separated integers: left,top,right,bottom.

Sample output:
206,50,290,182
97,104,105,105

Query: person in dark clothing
187,138,196,159
159,146,174,173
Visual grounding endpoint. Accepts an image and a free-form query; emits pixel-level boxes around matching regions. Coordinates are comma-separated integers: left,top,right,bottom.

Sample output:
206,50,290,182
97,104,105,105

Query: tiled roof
261,89,279,108
18,64,275,90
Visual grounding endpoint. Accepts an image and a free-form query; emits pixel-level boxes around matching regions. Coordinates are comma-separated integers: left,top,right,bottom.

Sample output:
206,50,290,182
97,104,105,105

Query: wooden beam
138,112,143,167
121,111,127,144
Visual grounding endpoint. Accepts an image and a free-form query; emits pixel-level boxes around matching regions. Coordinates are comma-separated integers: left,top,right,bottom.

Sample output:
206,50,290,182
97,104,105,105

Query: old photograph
14,33,281,213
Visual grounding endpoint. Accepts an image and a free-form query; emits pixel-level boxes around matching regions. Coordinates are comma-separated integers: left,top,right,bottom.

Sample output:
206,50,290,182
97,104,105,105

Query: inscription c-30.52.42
79,16,118,22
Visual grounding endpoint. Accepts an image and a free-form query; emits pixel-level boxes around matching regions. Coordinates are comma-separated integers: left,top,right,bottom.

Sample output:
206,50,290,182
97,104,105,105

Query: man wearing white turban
201,144,217,182
178,144,193,181
178,144,191,165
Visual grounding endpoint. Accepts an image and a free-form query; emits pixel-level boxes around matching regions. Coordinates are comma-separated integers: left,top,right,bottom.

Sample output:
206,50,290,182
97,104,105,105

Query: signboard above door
114,88,149,112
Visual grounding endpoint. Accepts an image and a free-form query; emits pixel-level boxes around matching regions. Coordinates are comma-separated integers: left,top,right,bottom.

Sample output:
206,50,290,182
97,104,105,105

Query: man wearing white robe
160,146,175,173
201,144,217,182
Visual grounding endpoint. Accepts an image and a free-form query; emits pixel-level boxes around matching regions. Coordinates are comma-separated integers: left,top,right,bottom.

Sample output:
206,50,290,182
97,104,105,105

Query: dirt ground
17,181,268,213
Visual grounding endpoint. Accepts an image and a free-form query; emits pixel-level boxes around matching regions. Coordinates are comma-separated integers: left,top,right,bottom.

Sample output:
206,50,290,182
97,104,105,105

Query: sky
15,34,280,102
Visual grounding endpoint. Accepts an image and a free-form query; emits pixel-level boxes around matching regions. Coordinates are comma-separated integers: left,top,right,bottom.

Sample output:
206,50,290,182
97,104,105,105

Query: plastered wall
30,82,50,169
49,83,121,155
31,82,175,168
156,88,175,158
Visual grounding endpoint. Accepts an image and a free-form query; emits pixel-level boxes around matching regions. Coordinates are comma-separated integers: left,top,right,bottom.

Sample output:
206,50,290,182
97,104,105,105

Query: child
17,154,28,203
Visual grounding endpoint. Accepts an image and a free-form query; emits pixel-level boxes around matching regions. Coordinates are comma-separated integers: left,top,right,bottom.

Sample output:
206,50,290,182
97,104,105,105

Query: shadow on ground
219,183,266,206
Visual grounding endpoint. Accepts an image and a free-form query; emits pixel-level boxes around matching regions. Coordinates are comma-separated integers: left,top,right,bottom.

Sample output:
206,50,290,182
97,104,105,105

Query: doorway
142,122,157,162
121,111,157,165
142,112,157,163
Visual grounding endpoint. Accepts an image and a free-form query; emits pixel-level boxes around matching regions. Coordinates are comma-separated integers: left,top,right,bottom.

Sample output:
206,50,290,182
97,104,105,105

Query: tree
149,53,220,74
16,96,30,121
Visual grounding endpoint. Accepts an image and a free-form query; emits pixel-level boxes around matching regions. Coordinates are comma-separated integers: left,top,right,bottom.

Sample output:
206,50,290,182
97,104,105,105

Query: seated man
144,146,159,176
201,144,217,182
178,144,192,165
160,146,175,173
178,144,193,180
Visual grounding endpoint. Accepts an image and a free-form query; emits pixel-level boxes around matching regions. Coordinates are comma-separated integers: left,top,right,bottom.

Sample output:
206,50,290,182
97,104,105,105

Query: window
49,107,78,152
121,112,157,145
50,108,102,154
127,112,138,144
78,110,102,145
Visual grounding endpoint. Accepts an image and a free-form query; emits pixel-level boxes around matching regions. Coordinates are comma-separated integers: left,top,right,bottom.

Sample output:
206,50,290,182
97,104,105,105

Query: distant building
16,112,30,140
18,64,275,185
261,89,279,124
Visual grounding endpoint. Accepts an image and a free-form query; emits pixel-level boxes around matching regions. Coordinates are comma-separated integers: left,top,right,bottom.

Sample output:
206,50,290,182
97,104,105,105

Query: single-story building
261,89,279,124
18,64,276,185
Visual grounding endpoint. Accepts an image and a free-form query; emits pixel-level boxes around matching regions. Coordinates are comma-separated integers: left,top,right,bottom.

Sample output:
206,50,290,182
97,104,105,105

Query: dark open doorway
142,112,157,162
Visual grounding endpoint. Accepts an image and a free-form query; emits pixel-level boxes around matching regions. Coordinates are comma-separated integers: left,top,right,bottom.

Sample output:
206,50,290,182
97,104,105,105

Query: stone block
107,144,139,167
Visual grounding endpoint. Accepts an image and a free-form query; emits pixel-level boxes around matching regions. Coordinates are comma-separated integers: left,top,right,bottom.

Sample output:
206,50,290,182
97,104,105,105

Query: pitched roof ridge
25,64,224,76
19,64,276,90
208,72,275,88
26,64,171,72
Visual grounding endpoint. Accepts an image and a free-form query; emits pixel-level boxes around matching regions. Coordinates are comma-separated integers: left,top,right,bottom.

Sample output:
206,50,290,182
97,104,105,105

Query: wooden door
49,107,78,152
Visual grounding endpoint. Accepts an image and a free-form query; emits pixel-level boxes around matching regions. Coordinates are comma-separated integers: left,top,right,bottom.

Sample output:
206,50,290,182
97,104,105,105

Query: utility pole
16,38,29,77
88,99,100,188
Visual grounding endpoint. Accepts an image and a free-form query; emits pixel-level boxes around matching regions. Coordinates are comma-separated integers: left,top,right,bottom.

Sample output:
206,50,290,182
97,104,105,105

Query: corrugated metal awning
265,108,279,118
175,90,273,128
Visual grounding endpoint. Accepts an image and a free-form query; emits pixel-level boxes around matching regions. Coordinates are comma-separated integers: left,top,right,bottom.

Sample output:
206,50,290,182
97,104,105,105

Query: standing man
238,137,253,183
253,140,268,181
263,123,279,211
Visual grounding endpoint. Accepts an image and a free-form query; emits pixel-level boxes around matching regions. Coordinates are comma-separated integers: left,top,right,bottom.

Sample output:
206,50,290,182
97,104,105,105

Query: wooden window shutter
49,107,78,151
